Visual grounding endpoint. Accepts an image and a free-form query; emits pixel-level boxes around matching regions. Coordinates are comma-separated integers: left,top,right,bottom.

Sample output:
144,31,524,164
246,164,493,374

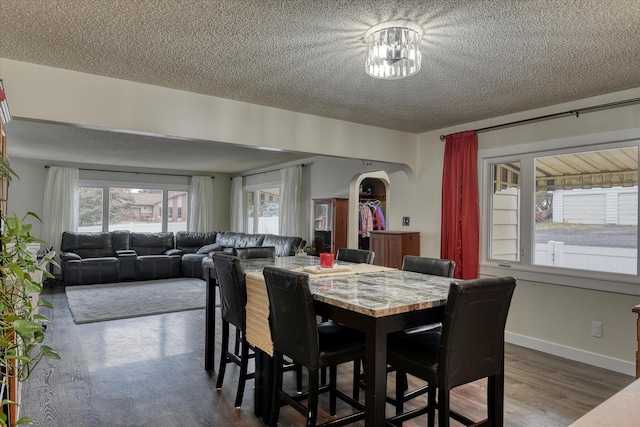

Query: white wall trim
506,332,635,376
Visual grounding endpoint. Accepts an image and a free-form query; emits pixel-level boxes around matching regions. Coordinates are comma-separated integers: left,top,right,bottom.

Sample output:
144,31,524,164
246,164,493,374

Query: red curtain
441,130,479,279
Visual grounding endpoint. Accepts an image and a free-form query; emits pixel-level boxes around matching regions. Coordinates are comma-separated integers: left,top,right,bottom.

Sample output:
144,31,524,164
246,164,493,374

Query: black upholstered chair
233,246,276,259
385,256,457,409
230,245,276,355
263,267,365,427
402,255,456,278
400,256,456,334
212,253,255,408
387,276,516,427
336,248,375,265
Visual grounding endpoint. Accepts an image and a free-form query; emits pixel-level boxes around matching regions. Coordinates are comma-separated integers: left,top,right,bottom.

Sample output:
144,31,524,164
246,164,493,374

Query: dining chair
212,253,255,408
387,276,516,427
399,255,455,335
336,248,375,265
234,246,276,259
230,246,276,355
402,255,455,278
263,267,365,427
383,256,457,408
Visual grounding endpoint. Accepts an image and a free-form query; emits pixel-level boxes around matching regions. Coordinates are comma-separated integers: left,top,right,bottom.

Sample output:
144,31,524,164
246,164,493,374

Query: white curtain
279,165,301,236
230,176,244,232
42,166,78,258
189,176,215,232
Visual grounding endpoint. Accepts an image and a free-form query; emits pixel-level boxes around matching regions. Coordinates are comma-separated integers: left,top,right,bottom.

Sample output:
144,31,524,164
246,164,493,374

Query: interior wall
6,158,47,240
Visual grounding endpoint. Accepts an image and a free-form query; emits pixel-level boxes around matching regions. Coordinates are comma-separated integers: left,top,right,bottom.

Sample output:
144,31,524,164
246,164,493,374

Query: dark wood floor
20,284,634,426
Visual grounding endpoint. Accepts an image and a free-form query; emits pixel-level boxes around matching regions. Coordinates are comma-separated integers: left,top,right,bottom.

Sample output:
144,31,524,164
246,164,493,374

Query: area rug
65,278,206,324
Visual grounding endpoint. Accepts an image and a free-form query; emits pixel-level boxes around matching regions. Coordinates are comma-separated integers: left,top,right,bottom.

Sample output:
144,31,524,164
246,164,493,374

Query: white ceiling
1,1,640,173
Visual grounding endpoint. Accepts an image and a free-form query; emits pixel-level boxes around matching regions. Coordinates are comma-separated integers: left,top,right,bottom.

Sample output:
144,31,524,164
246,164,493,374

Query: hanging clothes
374,205,386,230
360,203,374,237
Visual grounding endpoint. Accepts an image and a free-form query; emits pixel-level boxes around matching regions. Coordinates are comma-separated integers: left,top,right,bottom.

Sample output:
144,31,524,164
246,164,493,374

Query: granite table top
307,269,454,318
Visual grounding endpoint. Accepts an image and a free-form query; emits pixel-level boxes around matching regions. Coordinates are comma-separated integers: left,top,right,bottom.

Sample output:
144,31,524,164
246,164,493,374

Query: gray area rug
65,278,206,324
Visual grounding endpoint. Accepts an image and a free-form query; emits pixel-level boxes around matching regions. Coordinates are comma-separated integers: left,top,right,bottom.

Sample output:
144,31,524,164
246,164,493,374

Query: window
483,132,639,284
78,187,103,231
245,186,280,234
78,182,189,233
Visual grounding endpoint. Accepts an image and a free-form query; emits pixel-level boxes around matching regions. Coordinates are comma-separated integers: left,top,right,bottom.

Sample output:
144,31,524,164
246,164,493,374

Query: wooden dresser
370,231,420,269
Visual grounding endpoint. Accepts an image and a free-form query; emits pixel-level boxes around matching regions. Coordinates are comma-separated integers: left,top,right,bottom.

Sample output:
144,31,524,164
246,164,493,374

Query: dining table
204,255,455,426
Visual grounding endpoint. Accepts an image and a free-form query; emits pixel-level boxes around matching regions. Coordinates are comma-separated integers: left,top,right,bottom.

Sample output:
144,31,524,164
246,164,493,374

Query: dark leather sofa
179,231,305,279
61,230,304,286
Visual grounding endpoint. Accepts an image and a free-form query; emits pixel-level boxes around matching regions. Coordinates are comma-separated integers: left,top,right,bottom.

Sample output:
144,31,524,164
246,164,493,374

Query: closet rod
44,165,214,179
439,97,640,141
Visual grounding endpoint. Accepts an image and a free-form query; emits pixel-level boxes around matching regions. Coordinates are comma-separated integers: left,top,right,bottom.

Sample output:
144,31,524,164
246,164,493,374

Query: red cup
320,253,334,268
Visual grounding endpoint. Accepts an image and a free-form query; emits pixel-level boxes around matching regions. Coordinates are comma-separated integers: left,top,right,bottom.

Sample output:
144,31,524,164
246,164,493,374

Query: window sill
480,263,640,296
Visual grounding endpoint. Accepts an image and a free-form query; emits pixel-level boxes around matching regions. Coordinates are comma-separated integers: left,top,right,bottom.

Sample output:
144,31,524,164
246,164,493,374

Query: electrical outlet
402,216,410,226
591,321,603,338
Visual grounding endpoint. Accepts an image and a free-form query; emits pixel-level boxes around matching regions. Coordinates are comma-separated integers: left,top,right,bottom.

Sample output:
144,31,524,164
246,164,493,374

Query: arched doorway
348,171,390,248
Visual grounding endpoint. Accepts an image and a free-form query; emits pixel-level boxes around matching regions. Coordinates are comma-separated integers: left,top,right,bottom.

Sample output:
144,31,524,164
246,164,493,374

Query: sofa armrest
165,248,183,256
116,249,137,257
61,252,81,261
116,250,137,281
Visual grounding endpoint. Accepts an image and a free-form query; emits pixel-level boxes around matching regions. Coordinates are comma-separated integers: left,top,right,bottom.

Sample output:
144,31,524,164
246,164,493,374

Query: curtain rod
239,163,306,179
439,97,640,141
44,165,214,179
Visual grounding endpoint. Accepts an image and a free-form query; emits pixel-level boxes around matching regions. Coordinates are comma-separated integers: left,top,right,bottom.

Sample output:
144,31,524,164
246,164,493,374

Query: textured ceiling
1,0,640,173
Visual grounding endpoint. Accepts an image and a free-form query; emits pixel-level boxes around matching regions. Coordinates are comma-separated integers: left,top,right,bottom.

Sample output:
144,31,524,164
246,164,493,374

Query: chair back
439,276,516,390
212,253,248,330
402,255,455,277
234,246,276,259
336,248,375,264
263,267,318,369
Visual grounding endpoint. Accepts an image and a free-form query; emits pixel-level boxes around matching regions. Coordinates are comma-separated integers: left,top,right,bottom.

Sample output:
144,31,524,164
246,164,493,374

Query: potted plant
294,245,315,257
0,159,59,425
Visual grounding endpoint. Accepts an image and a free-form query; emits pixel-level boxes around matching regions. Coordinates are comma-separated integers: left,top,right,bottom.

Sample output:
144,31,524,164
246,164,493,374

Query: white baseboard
506,332,636,377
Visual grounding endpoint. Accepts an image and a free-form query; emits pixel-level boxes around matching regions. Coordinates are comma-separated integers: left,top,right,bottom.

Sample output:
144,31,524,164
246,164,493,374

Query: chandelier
365,23,423,80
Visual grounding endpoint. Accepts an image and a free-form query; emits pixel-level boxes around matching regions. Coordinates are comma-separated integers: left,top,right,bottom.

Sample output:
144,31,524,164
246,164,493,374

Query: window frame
479,127,640,295
78,179,190,233
244,181,281,234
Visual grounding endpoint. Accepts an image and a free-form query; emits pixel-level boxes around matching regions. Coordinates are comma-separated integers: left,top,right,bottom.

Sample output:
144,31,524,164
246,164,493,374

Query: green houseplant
0,159,59,425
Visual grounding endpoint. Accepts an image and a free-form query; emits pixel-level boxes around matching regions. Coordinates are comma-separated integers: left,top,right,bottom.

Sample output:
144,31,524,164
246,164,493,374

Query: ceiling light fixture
365,22,423,80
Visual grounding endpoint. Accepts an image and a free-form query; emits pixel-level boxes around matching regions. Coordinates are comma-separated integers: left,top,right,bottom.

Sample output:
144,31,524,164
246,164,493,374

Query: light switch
402,216,410,226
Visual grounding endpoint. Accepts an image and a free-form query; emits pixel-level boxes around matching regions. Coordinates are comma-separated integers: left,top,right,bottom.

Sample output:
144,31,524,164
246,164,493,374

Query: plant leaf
40,345,61,360
13,319,43,339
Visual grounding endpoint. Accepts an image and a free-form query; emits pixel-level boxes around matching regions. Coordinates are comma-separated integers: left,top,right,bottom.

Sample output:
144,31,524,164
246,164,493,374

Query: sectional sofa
61,230,304,286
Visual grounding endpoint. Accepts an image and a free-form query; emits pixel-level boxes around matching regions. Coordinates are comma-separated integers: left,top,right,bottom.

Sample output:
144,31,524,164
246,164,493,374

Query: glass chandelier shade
365,26,422,80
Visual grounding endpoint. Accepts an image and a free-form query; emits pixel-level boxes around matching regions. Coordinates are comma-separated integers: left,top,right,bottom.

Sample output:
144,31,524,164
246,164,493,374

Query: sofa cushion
62,256,120,286
111,230,131,251
175,231,217,253
61,231,115,258
130,232,175,255
262,234,304,257
181,253,209,278
235,233,266,248
215,231,242,248
197,243,223,254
